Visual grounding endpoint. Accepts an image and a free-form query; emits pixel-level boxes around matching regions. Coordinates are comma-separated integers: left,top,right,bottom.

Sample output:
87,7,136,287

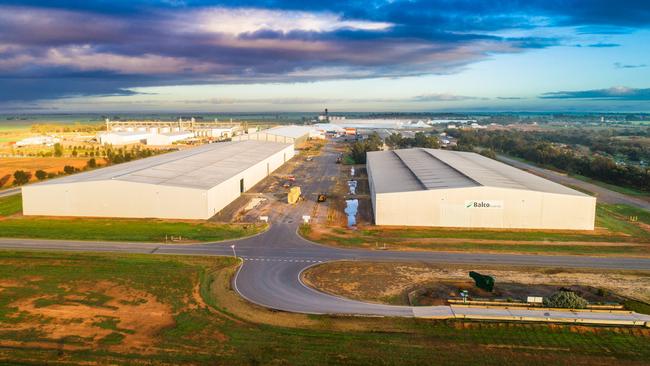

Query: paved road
0,187,21,198
1,144,650,324
498,155,650,211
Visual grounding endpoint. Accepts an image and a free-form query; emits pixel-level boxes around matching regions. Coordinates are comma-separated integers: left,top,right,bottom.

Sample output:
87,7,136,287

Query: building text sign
464,200,504,209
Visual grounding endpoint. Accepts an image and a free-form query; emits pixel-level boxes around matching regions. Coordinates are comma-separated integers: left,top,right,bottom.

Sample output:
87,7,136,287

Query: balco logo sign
465,200,503,209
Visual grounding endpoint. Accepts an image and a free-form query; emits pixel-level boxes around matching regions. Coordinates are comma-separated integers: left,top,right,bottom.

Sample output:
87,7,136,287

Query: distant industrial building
145,131,194,146
98,131,151,145
233,125,323,145
22,140,295,220
98,118,243,145
367,148,596,230
15,136,60,147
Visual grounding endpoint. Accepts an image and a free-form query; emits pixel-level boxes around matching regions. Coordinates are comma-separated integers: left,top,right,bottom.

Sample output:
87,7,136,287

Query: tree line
449,129,650,192
347,132,440,164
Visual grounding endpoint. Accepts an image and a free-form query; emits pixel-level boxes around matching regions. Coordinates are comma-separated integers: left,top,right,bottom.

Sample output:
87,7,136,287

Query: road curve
2,223,650,324
1,144,649,323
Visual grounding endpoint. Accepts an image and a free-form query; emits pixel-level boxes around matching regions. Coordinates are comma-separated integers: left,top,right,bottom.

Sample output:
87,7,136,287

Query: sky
0,0,649,113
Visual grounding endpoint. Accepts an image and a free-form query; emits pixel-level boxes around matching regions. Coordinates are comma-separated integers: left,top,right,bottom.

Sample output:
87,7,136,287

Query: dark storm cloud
0,0,649,102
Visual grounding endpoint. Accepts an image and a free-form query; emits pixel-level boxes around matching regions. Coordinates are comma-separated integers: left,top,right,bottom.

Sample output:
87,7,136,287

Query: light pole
231,244,237,258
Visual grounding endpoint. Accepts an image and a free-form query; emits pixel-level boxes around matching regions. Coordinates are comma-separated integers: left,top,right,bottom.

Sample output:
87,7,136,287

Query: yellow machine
287,186,302,204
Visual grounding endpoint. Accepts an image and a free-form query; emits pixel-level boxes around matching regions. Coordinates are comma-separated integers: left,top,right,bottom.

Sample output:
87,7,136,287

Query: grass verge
572,174,650,197
0,251,649,365
0,216,266,242
300,203,650,256
0,194,22,216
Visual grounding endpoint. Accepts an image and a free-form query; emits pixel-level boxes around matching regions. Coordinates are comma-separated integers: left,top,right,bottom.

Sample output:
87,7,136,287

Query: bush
469,271,495,292
87,158,97,168
63,165,76,175
543,290,588,309
13,170,31,185
35,170,47,180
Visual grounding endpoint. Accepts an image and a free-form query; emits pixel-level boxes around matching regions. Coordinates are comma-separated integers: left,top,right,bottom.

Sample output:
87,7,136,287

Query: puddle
345,199,358,227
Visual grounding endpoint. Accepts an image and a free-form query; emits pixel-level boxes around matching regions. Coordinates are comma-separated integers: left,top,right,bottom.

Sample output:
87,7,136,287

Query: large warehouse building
367,148,596,230
22,140,295,220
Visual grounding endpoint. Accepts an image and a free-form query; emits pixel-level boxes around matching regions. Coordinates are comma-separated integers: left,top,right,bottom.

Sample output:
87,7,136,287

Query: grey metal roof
34,140,291,190
367,148,588,196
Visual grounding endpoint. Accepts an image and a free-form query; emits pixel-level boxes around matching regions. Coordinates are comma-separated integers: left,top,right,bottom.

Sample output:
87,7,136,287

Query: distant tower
325,108,329,122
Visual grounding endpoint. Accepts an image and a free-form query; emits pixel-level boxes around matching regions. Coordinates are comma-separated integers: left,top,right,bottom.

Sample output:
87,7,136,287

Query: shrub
35,170,47,180
87,158,97,168
469,271,495,292
63,165,76,175
13,170,31,185
543,290,588,309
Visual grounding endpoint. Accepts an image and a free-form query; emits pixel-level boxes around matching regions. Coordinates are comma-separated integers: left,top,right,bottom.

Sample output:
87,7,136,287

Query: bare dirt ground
209,139,326,223
302,261,650,306
1,280,174,352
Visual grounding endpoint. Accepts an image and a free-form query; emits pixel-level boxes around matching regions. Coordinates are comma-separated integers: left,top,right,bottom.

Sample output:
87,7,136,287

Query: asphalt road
498,155,650,210
1,144,649,323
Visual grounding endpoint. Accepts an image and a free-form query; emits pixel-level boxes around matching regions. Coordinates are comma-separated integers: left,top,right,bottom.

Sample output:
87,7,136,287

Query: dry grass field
0,157,99,187
1,251,650,365
302,261,650,307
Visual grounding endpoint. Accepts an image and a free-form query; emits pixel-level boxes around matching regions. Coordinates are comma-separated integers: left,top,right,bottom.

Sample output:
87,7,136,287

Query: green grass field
572,174,650,197
0,217,265,242
0,194,21,216
0,194,265,242
0,251,649,365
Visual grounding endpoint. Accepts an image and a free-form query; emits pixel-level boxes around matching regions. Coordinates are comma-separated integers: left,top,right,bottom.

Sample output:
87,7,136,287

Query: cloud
497,96,525,100
614,62,647,69
1,1,650,103
586,43,620,47
540,87,650,100
412,93,481,102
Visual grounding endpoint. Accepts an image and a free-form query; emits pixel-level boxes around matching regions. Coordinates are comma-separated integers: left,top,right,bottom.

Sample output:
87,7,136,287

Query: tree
53,143,63,157
366,132,384,151
35,170,47,180
385,133,404,149
87,158,97,168
412,132,439,148
543,290,588,309
71,148,78,157
13,170,31,185
63,165,76,175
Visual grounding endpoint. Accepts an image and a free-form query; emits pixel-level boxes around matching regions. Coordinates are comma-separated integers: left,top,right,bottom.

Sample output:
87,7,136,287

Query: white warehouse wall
206,144,295,217
22,180,208,219
372,187,596,230
22,144,296,220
